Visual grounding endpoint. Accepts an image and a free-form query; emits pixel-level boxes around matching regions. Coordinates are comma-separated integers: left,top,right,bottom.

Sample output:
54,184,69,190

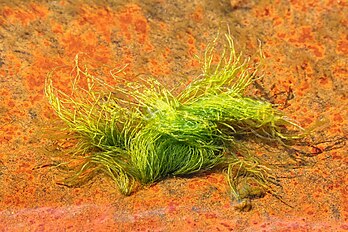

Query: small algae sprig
45,34,304,210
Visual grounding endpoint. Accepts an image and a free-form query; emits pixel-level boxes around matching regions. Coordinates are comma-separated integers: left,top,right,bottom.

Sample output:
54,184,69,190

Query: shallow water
0,0,347,231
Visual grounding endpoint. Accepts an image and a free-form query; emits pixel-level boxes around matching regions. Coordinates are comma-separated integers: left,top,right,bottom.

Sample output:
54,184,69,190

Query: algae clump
45,34,304,210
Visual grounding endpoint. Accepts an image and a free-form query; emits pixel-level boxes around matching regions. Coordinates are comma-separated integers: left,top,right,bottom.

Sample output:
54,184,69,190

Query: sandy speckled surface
0,0,347,231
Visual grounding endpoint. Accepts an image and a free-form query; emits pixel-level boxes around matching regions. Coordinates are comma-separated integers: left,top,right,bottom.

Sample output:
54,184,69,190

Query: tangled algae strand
45,34,305,210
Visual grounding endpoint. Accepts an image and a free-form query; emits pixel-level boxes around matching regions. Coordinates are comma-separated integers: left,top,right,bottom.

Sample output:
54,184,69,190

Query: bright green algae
45,34,304,210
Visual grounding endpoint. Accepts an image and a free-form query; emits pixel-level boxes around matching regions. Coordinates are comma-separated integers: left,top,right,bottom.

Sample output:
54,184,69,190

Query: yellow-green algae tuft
45,34,306,210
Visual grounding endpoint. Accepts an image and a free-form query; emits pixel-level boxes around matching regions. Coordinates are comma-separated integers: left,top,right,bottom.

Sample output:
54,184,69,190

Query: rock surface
0,0,347,231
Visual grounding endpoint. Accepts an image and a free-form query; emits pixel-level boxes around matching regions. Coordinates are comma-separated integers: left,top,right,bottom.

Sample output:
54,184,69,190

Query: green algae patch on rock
45,34,306,210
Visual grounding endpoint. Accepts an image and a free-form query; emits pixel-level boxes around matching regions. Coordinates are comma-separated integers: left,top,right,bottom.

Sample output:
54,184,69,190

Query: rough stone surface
0,0,347,231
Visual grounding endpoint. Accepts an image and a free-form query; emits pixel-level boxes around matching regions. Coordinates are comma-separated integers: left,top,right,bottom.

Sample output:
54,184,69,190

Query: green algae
45,33,305,209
